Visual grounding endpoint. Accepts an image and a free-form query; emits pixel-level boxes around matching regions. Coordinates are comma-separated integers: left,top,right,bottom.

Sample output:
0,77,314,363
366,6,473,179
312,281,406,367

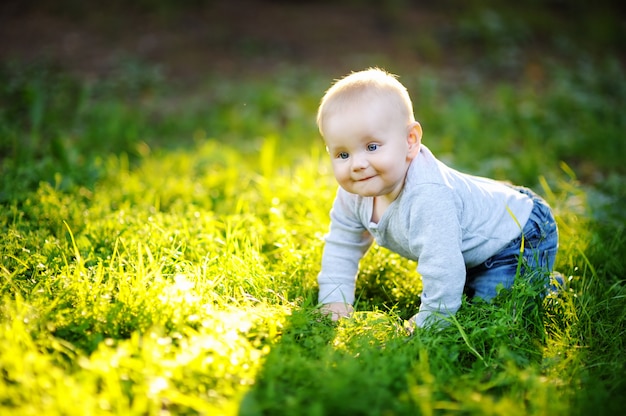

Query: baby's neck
371,196,392,223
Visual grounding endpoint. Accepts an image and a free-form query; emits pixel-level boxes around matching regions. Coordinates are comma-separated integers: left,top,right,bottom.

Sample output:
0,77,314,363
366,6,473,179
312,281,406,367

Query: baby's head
316,68,422,200
317,68,416,138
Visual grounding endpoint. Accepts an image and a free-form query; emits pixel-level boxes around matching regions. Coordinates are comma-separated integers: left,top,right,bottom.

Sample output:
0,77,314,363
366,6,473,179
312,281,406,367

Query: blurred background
1,0,623,82
1,0,624,206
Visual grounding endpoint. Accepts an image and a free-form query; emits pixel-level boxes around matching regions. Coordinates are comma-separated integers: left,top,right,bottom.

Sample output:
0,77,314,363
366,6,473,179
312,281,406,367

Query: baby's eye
367,143,379,151
337,152,349,159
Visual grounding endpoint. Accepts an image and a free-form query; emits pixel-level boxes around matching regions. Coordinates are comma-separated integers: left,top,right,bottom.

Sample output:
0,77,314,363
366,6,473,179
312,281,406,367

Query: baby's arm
407,187,466,328
318,190,372,312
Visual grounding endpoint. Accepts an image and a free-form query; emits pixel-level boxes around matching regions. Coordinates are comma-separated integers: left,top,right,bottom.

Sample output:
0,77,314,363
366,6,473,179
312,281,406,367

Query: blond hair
317,68,415,135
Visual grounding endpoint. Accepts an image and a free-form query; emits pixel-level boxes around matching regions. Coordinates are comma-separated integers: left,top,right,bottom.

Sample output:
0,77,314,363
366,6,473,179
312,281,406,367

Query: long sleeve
317,189,373,305
406,185,466,327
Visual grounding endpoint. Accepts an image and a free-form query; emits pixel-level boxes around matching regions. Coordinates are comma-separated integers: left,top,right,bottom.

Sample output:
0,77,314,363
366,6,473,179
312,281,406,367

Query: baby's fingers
320,303,353,321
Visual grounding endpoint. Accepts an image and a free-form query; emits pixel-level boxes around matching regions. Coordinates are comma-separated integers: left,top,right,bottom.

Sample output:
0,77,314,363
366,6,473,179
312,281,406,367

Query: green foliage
405,57,626,187
1,57,625,415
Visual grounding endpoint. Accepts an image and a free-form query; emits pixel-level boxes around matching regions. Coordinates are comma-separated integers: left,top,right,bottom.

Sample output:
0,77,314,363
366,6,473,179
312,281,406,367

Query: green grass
1,57,625,415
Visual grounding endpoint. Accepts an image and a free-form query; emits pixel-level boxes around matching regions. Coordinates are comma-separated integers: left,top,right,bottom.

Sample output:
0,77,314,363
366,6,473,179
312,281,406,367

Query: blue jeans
465,186,559,301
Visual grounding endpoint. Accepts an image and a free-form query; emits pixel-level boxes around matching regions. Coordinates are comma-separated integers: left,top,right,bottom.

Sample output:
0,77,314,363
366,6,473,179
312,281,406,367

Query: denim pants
465,187,559,301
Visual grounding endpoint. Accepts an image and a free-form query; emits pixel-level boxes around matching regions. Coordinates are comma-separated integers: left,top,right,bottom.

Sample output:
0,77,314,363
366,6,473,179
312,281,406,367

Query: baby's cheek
333,168,349,182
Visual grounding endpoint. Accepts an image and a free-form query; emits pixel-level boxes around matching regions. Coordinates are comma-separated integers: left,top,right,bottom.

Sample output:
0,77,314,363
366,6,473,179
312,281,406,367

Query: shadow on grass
238,307,415,415
238,285,555,415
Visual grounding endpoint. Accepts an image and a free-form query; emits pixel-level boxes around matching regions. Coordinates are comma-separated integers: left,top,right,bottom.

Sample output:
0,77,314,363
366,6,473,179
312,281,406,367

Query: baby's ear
407,122,422,158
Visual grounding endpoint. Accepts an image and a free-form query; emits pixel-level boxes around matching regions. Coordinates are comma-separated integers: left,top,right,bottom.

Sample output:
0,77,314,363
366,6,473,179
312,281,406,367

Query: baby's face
322,100,417,202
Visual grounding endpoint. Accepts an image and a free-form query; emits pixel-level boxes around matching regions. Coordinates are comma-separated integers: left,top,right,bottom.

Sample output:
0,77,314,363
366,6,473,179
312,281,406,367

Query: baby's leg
466,193,559,301
517,197,560,292
465,238,522,301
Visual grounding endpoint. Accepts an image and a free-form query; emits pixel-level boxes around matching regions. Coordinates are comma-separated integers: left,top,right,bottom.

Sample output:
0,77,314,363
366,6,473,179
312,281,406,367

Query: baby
316,68,559,328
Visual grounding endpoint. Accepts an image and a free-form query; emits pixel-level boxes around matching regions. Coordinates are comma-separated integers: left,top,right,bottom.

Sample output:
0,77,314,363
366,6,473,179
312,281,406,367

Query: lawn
1,2,625,415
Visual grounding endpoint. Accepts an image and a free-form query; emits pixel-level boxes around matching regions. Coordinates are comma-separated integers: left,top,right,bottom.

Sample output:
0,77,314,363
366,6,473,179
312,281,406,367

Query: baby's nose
351,154,368,170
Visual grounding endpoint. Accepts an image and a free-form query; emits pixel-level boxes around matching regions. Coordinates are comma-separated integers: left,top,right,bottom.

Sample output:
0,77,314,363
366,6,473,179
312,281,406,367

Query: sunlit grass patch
74,305,288,415
0,291,291,414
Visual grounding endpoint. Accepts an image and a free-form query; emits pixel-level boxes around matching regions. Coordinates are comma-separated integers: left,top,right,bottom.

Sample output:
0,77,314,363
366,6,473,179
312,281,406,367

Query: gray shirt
318,145,534,327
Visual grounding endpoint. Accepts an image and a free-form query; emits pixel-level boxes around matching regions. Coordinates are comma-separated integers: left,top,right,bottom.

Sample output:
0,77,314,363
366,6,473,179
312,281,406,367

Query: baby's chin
342,187,383,198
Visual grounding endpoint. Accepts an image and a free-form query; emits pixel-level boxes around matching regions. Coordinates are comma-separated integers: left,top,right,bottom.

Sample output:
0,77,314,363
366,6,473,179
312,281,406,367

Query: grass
1,54,625,415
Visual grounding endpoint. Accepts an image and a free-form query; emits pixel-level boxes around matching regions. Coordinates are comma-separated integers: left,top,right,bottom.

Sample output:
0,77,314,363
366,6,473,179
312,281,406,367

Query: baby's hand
320,302,354,321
